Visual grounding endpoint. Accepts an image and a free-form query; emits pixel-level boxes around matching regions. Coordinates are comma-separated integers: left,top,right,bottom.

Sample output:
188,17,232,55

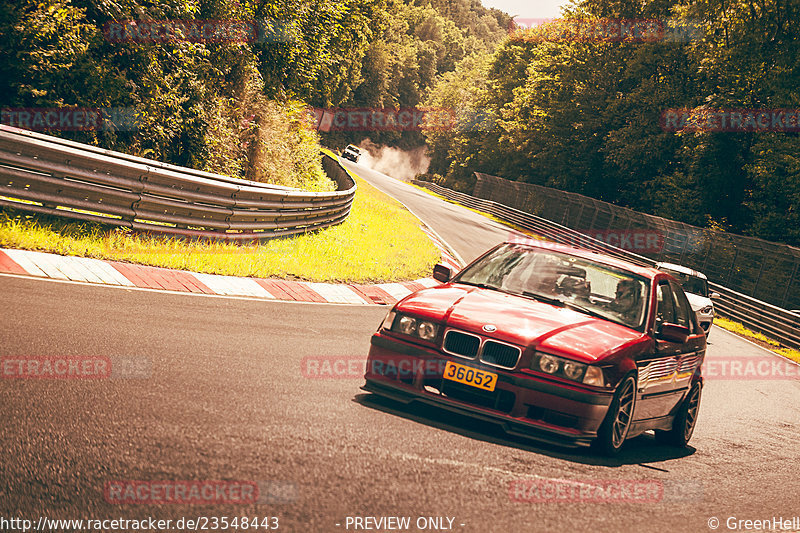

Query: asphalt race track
1,159,799,533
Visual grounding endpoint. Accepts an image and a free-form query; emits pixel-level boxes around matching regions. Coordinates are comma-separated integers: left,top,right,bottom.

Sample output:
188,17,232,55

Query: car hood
397,285,646,363
685,292,712,311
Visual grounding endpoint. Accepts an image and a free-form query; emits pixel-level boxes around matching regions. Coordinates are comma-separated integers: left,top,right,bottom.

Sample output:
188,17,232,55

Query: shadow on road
354,392,695,468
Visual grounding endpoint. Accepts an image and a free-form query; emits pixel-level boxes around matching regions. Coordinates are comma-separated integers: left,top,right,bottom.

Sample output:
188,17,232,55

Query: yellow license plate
443,361,498,392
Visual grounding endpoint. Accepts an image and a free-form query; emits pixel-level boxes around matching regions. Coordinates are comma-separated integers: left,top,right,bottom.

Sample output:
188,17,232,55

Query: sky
481,0,571,19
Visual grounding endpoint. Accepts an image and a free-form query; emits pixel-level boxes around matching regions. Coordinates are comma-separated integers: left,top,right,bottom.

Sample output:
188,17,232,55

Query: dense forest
423,0,800,245
0,0,508,189
2,0,799,244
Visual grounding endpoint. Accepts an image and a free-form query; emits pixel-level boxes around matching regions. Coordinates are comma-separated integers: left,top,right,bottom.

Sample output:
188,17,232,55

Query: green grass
715,317,800,363
0,175,441,284
407,182,548,241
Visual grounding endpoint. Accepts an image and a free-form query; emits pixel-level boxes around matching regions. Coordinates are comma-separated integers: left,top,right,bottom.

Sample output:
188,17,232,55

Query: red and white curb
0,230,463,306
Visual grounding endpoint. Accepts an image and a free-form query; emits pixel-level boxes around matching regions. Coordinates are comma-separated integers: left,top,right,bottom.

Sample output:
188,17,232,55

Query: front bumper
363,333,614,448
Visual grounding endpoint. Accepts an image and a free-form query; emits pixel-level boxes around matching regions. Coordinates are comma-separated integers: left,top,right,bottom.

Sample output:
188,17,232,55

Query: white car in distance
341,144,362,163
656,262,720,335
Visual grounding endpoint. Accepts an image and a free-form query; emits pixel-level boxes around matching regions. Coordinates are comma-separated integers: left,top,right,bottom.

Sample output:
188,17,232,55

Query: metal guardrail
0,125,356,240
473,172,800,310
414,180,800,350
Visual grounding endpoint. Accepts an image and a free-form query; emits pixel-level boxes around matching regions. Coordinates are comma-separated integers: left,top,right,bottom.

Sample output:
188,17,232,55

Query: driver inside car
610,278,642,321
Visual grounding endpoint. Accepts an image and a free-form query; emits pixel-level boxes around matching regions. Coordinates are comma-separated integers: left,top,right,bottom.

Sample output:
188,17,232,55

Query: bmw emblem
482,324,497,333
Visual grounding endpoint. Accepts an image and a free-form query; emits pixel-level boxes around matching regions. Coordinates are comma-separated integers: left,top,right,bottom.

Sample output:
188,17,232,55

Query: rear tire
655,381,702,447
593,374,637,456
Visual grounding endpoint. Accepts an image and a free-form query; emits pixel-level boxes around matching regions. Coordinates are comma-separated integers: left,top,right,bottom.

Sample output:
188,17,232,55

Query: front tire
594,374,637,456
655,381,702,447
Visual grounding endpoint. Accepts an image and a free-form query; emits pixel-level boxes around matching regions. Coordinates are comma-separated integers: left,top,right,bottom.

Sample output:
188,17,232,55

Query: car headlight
530,352,606,387
538,353,560,374
699,305,713,315
563,360,585,380
389,313,439,342
417,321,438,341
397,315,417,336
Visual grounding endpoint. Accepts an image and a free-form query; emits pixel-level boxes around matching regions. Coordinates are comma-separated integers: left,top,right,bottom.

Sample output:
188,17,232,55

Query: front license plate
443,361,498,392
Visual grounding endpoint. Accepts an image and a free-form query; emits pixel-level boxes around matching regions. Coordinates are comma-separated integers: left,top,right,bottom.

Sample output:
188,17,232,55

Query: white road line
338,164,466,267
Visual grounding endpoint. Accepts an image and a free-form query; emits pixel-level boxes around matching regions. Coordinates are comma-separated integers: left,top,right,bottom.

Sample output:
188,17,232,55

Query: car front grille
480,341,522,369
443,330,480,358
443,329,522,369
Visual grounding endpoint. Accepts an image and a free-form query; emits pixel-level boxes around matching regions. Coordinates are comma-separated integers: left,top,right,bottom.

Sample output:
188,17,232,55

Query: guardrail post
781,262,798,308
726,247,739,286
679,229,691,265
751,254,768,296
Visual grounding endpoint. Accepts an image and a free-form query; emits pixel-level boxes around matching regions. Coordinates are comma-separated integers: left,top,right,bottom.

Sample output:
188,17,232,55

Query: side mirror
433,264,451,283
657,323,691,344
710,292,721,300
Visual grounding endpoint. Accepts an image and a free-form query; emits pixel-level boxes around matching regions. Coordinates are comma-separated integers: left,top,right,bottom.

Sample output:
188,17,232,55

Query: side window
670,281,695,332
656,282,676,326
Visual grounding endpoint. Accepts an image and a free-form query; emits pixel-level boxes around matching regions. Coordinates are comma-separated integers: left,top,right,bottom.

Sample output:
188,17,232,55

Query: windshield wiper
559,300,609,321
522,291,566,307
521,292,610,321
457,280,504,292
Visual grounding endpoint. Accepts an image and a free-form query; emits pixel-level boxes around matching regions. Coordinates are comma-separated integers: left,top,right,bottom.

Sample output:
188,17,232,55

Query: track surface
0,160,799,533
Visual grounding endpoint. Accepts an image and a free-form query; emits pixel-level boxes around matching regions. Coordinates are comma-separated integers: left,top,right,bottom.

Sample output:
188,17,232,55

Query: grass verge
407,182,547,241
0,176,440,284
714,316,800,363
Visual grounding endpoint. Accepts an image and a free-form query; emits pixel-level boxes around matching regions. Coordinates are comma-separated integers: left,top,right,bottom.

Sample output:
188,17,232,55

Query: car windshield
454,243,650,330
660,268,708,297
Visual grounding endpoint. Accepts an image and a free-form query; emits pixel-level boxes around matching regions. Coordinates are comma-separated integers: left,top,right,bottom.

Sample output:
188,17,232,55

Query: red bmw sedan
363,241,706,455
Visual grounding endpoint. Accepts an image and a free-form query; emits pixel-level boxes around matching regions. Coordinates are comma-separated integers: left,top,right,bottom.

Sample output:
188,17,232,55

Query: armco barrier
413,180,800,350
472,172,800,310
0,125,356,240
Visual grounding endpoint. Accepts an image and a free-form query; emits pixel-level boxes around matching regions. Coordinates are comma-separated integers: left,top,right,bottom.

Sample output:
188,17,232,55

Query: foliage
424,0,800,245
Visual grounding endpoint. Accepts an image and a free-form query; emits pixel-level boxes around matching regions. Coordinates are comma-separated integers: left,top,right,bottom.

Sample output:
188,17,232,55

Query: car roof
655,262,708,280
505,240,662,280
